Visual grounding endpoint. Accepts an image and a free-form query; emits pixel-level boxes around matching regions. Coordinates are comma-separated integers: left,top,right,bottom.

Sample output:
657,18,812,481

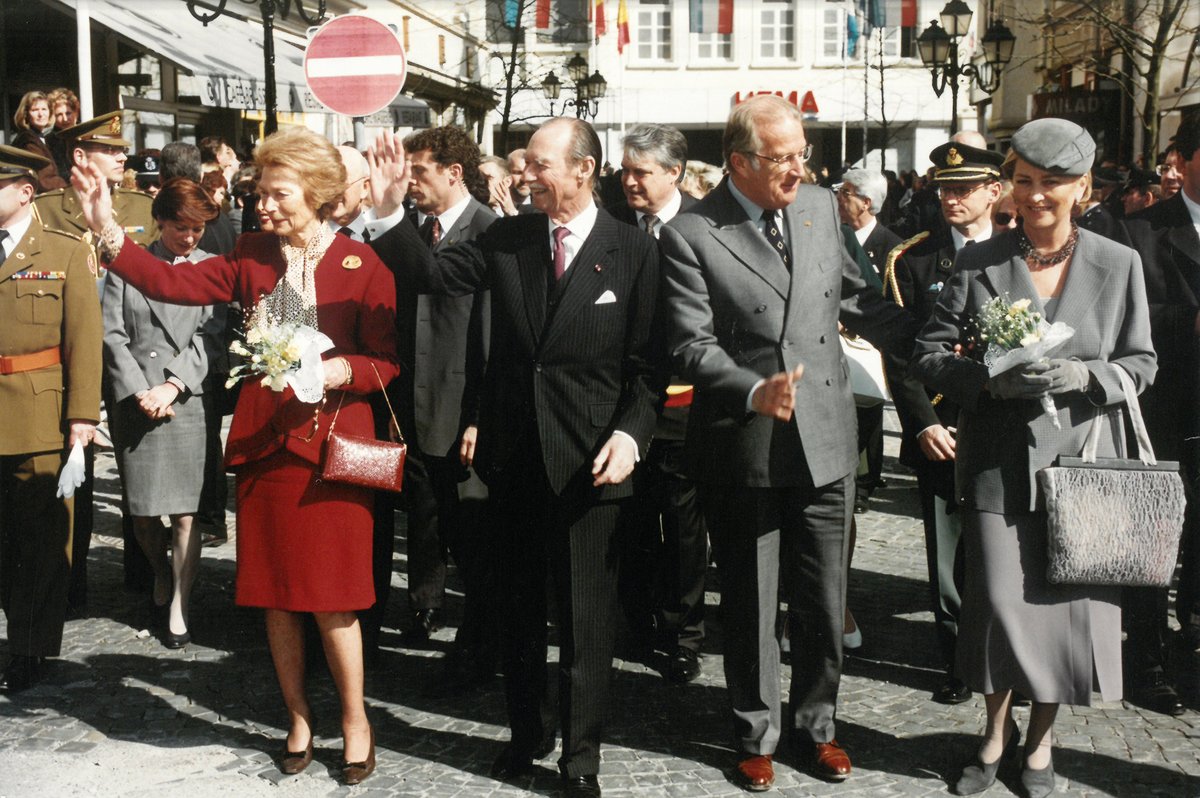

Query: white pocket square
595,290,617,305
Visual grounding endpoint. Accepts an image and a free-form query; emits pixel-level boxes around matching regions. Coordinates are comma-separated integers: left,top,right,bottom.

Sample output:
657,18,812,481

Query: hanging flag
596,0,606,36
858,0,885,32
900,0,917,27
536,0,551,29
689,0,733,35
847,11,861,58
617,0,630,53
504,0,519,27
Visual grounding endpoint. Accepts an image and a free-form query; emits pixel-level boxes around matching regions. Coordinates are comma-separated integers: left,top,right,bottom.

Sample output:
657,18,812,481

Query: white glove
57,440,87,499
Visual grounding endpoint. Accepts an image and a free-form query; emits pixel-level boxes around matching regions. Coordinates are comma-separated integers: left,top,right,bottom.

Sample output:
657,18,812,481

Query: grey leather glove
1024,358,1091,395
986,366,1046,400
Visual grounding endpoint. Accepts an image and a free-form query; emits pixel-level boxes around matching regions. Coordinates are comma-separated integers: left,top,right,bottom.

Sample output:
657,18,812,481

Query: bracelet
97,219,126,262
340,356,354,386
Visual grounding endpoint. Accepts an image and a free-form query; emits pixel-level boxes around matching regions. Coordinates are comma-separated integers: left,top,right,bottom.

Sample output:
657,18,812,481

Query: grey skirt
957,509,1122,705
112,392,211,517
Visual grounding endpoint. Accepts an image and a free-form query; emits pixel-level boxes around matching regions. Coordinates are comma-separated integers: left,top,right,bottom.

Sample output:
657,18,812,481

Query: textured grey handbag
1038,366,1186,587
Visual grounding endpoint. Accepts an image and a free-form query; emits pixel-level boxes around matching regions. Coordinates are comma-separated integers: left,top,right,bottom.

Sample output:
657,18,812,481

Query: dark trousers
494,465,623,779
700,475,853,753
915,458,963,672
1,451,73,657
619,438,707,652
855,403,885,498
67,443,93,608
401,447,454,611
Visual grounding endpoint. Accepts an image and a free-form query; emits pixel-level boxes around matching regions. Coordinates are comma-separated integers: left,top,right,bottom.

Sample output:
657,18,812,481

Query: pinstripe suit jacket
371,205,664,498
911,228,1157,514
659,178,919,488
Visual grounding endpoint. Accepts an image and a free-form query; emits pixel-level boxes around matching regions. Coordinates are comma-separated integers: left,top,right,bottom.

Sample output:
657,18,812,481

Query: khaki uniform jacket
34,186,158,247
0,217,103,455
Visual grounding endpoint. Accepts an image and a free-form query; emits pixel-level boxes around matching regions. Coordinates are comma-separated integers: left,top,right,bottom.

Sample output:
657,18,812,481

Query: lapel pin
342,255,362,270
594,264,603,272
804,220,812,227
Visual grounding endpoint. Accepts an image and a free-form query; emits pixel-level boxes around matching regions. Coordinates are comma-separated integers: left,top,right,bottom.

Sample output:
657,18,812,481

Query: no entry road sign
305,15,407,118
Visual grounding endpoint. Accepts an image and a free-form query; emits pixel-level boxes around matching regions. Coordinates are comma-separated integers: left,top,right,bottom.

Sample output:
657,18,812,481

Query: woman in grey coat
911,119,1156,797
104,178,223,648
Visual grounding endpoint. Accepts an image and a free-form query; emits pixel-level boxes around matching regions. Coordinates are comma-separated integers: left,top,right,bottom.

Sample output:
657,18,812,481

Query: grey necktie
642,214,659,237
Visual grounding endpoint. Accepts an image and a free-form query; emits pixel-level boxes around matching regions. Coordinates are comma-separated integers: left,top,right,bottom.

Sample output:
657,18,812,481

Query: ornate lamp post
541,53,606,119
185,0,329,135
917,0,1015,135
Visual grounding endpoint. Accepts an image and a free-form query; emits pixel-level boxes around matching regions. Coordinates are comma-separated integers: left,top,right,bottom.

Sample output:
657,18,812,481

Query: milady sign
1031,88,1120,123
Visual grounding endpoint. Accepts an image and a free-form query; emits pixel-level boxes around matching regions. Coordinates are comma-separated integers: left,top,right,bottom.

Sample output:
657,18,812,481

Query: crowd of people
1,84,1198,798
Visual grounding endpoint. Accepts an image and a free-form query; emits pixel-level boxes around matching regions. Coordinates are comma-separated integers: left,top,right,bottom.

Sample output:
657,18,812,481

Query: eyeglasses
936,182,990,200
746,144,813,168
836,186,861,199
1156,163,1182,176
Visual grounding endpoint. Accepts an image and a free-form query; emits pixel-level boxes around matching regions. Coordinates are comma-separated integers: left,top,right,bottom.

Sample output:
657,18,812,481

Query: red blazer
108,232,399,469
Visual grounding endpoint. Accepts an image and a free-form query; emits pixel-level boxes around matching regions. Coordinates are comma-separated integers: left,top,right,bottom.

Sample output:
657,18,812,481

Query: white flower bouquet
975,295,1074,429
225,307,333,404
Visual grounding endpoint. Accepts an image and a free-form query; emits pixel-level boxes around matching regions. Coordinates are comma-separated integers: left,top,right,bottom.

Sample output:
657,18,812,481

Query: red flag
901,0,917,27
617,0,629,52
717,0,733,34
596,0,606,36
536,0,551,29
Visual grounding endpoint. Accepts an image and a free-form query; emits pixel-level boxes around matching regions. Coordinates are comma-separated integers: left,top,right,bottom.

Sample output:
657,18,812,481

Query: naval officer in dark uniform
883,140,1005,706
0,145,102,692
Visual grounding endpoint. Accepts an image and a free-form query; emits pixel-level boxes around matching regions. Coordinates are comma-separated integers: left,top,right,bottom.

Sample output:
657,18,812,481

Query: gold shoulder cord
881,231,942,406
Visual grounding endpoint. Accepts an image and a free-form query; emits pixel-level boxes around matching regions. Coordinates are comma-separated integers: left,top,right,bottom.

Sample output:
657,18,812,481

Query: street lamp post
185,0,329,136
917,0,1015,135
541,53,607,120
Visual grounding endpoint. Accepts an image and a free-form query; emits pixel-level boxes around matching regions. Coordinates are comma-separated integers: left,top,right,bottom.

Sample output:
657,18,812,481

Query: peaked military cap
1124,166,1160,190
58,110,130,148
928,141,1004,183
1092,166,1124,187
0,144,52,181
1010,118,1095,176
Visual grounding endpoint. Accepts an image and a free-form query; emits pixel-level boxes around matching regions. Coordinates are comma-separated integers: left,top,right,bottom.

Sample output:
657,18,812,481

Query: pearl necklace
1018,224,1078,270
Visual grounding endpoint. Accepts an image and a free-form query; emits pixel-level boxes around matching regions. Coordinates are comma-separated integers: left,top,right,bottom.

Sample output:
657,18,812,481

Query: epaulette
882,230,930,308
33,188,67,200
114,187,154,201
42,226,87,242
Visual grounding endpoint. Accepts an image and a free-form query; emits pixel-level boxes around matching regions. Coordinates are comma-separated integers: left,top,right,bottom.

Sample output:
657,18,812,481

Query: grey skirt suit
103,243,221,516
910,228,1156,705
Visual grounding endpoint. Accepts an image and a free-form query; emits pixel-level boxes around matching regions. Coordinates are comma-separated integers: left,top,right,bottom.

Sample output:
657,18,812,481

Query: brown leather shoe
280,739,313,775
342,727,376,786
733,753,774,791
810,740,851,782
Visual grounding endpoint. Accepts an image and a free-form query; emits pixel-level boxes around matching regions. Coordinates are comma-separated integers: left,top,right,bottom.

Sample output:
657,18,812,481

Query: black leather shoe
0,655,45,693
562,774,601,797
935,676,973,705
667,647,701,684
1130,674,1185,717
400,608,441,644
162,629,192,649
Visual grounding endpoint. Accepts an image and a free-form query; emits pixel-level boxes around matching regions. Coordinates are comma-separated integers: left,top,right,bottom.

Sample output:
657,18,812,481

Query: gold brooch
342,256,362,270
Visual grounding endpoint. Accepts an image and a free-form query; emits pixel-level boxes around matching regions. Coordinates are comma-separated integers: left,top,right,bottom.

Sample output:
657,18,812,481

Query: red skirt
234,450,375,612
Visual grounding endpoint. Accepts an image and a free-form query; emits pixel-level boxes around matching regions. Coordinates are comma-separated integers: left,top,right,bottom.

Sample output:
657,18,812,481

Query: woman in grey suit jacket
912,120,1156,798
104,178,223,649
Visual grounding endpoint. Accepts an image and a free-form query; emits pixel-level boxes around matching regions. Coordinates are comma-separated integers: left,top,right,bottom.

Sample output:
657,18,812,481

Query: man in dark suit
391,127,495,653
660,95,918,790
608,124,707,685
883,141,1005,707
370,117,663,798
1122,112,1200,716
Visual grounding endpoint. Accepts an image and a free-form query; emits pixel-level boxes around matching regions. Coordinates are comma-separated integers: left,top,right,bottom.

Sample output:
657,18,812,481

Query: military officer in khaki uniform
34,110,157,246
34,111,154,612
0,145,102,693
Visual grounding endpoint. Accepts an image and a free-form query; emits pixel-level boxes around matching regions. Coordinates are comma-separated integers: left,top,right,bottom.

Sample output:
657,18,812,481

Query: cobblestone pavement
2,411,1199,797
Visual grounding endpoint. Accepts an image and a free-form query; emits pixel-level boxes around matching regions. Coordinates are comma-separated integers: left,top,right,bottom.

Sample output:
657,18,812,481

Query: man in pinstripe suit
370,118,664,798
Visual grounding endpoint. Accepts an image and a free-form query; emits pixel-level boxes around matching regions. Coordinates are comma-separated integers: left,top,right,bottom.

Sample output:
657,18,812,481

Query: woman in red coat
73,127,397,786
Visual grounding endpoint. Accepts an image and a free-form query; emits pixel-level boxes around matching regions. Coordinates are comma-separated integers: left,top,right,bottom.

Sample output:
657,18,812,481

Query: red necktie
552,225,570,280
430,217,441,246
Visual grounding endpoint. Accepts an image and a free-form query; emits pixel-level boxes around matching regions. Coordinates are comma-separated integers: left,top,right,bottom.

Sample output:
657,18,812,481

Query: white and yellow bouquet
225,307,333,404
976,295,1074,428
